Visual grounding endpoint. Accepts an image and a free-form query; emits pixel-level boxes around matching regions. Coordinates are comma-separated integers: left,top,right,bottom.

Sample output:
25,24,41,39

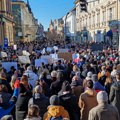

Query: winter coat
93,82,105,91
50,79,63,95
79,89,98,120
28,93,49,118
0,88,19,119
89,103,119,120
24,70,38,88
16,83,32,120
0,92,11,109
59,92,80,120
109,81,120,116
43,105,69,120
24,117,42,120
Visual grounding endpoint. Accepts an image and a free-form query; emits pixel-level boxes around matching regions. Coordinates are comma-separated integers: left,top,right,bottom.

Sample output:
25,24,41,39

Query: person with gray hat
89,91,119,120
28,85,49,118
109,70,120,116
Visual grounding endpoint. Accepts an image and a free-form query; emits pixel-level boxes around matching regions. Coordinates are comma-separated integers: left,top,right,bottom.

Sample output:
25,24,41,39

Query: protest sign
2,62,17,72
59,49,68,53
50,54,58,59
1,52,7,58
18,56,30,64
22,50,30,56
41,55,53,64
58,52,72,61
35,58,48,67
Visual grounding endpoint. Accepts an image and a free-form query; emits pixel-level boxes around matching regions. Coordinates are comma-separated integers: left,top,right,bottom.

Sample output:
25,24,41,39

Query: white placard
18,56,30,64
2,62,17,72
13,45,17,50
50,54,58,59
1,52,7,58
23,50,30,56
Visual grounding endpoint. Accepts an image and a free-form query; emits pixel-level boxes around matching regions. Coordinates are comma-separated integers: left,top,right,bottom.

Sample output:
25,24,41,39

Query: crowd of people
0,40,120,120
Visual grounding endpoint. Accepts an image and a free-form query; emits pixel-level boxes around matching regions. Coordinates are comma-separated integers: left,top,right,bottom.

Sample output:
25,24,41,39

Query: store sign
4,38,8,48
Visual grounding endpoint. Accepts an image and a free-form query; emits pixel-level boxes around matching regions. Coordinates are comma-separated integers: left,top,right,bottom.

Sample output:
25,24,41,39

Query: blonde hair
10,75,17,90
27,105,39,118
73,65,79,72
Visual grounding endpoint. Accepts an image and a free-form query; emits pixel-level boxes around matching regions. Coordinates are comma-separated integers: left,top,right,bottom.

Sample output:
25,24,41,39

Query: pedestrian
16,75,33,120
89,91,119,120
79,80,98,120
24,105,42,120
109,71,120,116
28,85,49,118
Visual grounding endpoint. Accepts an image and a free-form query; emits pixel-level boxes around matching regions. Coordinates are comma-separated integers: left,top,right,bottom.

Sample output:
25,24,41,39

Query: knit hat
34,85,42,93
50,95,60,105
1,115,13,120
92,74,98,82
97,91,108,102
87,72,93,78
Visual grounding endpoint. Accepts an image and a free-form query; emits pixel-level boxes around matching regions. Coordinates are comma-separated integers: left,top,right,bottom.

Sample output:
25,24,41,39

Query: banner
35,58,48,67
50,54,58,59
18,56,30,64
2,62,17,72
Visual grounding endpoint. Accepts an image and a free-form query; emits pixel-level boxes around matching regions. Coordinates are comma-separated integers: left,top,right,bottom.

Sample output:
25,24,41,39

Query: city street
0,0,120,120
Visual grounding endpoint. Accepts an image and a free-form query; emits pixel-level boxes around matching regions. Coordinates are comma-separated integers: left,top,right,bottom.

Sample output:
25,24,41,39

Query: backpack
49,116,63,120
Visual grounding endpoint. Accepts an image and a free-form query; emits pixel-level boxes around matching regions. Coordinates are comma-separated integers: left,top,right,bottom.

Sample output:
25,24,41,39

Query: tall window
97,13,100,24
109,8,113,20
103,11,106,22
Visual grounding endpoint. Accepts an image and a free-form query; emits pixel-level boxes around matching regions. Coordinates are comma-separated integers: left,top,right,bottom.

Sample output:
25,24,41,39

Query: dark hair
61,81,71,92
86,80,93,89
27,105,40,118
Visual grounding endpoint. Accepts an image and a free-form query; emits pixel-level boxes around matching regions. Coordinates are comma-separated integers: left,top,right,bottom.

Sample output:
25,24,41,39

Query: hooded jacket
79,89,98,120
28,93,49,118
109,81,120,116
43,106,69,120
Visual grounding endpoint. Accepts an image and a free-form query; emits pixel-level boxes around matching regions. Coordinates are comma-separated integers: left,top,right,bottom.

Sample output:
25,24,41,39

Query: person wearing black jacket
58,81,80,120
28,85,49,118
50,71,64,95
16,75,32,120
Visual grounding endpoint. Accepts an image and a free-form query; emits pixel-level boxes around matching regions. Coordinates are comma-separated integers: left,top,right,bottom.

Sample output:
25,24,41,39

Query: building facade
63,7,76,41
12,0,39,42
0,0,14,46
75,0,120,43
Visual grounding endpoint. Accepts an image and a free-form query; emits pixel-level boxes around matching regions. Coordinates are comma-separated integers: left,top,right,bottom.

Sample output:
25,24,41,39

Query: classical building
75,0,120,43
12,0,39,42
63,7,76,41
53,18,64,36
0,0,14,46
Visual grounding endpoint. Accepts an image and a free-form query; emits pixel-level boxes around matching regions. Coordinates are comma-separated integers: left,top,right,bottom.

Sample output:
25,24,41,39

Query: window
103,11,106,22
109,8,113,20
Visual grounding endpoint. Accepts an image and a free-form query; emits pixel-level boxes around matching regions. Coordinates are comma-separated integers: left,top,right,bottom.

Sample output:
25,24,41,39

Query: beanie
50,95,60,105
97,91,108,102
92,74,98,82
